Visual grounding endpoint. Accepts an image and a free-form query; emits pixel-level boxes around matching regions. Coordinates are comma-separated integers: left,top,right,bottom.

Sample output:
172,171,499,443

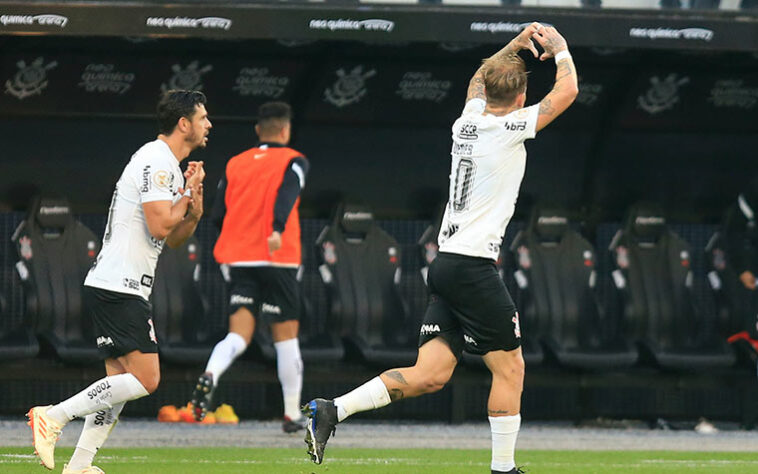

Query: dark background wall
1,36,756,223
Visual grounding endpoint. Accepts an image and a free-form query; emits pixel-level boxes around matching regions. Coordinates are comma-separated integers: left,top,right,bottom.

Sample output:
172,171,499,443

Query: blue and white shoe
302,398,337,464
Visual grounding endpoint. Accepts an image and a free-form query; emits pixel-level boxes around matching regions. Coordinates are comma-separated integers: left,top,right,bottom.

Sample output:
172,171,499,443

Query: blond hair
482,54,528,106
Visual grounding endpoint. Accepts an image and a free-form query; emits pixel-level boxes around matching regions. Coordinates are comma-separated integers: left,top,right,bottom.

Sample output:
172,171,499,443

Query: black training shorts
224,266,300,323
83,286,158,359
419,252,521,357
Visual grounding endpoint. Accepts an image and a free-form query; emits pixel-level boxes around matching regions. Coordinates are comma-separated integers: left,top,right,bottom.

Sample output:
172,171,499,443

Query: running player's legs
262,267,305,431
30,289,154,469
192,267,260,420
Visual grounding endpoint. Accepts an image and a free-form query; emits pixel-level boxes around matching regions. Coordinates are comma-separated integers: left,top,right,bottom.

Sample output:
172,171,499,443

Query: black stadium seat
317,203,414,367
0,286,39,360
609,203,735,370
508,206,636,369
152,236,216,364
705,231,758,362
11,197,100,363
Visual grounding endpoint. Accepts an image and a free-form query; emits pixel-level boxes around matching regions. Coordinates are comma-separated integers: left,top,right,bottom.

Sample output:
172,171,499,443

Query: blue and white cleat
302,398,337,464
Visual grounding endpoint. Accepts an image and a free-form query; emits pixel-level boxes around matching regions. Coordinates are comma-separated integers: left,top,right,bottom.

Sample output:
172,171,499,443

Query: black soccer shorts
419,252,521,357
225,266,300,323
84,286,158,359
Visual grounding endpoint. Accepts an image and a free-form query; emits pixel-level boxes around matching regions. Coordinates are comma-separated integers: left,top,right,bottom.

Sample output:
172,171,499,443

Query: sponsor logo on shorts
147,318,157,344
512,312,521,339
261,303,282,315
96,336,114,347
230,294,254,305
419,324,441,335
463,334,477,346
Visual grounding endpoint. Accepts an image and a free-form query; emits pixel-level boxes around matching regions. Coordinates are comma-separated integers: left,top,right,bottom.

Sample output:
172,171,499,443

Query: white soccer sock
46,374,147,424
67,402,125,470
274,338,304,420
205,332,248,385
489,414,521,473
333,377,391,422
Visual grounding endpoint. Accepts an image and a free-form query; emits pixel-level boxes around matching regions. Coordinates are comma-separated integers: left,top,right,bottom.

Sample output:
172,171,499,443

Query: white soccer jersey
84,139,184,301
438,99,539,260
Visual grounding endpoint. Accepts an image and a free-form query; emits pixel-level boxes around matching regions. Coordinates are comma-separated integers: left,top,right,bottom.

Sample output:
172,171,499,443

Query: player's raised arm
532,26,579,132
465,22,541,103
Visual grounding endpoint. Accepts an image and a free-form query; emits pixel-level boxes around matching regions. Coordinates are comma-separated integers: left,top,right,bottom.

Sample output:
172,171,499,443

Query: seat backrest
152,236,207,345
12,196,99,347
316,203,407,347
706,229,758,339
511,206,602,350
610,203,698,349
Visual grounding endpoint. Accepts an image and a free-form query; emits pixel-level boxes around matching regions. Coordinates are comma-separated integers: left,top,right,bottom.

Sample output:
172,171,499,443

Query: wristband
554,50,572,64
182,188,192,198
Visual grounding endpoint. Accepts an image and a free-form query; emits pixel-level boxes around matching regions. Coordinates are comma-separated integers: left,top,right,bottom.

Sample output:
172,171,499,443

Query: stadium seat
609,203,735,370
152,236,217,364
507,206,636,369
11,196,99,363
705,230,758,362
316,203,415,367
0,285,39,360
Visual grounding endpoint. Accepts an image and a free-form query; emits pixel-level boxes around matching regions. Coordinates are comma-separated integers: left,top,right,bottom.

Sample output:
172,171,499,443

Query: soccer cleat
281,415,306,433
27,405,65,470
302,398,337,465
62,464,105,473
213,403,239,424
493,468,526,474
190,372,215,422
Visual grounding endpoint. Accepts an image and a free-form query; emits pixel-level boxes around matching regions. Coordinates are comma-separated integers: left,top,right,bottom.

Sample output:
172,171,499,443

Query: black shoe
190,372,215,422
282,415,306,433
493,468,525,474
302,398,337,464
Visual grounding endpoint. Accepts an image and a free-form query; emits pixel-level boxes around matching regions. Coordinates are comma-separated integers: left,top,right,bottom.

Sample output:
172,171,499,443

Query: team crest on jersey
512,312,521,338
147,318,157,344
152,170,172,190
19,236,33,260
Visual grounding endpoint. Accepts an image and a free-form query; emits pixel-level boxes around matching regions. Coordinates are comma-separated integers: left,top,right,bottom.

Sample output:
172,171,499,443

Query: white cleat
26,405,64,470
62,464,105,473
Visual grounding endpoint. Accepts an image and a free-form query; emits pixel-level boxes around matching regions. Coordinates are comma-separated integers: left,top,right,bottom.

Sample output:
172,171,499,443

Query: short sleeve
462,98,486,115
139,164,176,203
502,104,540,142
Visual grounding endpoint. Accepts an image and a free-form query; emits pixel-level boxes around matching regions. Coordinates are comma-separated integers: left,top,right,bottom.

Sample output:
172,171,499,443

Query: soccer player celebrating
27,90,210,473
303,23,578,474
190,102,309,433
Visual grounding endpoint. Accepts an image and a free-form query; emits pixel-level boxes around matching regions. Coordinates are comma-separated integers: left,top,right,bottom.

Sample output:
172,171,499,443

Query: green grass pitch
1,447,757,473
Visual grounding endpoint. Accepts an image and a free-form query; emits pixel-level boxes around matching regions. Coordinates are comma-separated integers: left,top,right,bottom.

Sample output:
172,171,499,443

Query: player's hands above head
267,231,282,254
739,270,757,290
532,26,569,61
513,22,541,58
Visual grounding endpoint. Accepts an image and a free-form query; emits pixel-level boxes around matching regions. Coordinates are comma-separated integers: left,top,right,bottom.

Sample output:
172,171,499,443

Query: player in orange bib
190,102,310,433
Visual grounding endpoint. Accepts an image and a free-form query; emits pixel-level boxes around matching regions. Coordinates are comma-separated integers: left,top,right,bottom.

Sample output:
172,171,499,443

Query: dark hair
156,90,207,135
256,101,292,135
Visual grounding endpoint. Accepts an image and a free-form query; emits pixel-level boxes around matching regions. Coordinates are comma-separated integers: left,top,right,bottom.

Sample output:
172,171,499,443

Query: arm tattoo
466,66,487,102
539,98,555,116
388,388,405,402
487,409,511,416
555,60,573,82
383,370,409,385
